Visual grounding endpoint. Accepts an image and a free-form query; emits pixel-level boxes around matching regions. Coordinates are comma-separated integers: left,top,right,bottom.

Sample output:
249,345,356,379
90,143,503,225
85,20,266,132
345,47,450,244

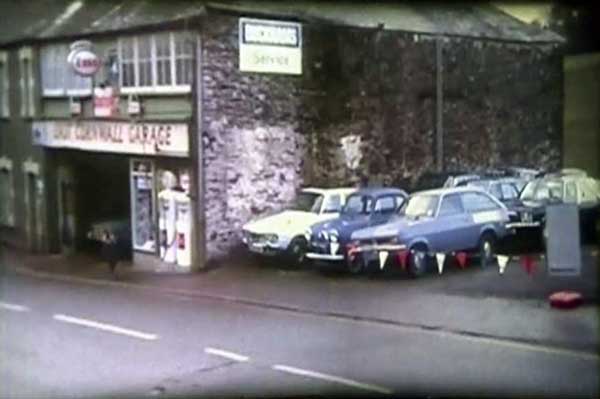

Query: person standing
101,230,119,278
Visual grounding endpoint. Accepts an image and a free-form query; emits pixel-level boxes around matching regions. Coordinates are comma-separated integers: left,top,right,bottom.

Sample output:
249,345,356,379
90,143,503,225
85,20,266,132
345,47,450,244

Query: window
343,194,373,215
374,196,396,213
489,183,503,200
0,52,8,117
292,192,323,213
439,194,464,216
500,184,518,200
564,182,577,203
0,157,15,227
404,194,439,219
462,192,500,213
118,31,195,94
41,44,92,97
19,47,35,117
322,195,341,213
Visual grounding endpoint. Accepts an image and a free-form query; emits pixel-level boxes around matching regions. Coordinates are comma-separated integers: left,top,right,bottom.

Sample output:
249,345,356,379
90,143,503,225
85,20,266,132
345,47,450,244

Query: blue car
350,187,510,277
305,188,408,273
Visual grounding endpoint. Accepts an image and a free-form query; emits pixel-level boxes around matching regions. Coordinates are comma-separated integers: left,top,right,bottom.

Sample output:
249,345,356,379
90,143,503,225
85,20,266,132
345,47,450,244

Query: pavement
1,269,598,398
1,243,598,356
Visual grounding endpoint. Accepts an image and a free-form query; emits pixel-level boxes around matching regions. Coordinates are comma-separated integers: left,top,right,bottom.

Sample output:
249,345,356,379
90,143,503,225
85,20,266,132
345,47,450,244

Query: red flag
520,255,537,275
456,252,468,268
396,250,409,270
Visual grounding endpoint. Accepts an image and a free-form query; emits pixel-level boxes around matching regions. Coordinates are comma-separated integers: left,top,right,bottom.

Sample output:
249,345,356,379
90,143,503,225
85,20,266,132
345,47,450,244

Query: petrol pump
157,171,192,268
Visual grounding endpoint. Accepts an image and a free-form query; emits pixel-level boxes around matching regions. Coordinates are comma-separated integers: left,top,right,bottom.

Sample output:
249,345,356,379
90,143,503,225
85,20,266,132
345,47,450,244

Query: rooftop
0,0,564,46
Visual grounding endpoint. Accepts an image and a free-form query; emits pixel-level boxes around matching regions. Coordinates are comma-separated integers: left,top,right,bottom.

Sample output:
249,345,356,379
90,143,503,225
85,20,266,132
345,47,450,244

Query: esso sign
67,41,101,77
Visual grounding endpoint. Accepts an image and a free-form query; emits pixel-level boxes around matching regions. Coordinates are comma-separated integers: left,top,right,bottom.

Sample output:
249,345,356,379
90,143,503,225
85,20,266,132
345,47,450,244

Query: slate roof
0,0,564,46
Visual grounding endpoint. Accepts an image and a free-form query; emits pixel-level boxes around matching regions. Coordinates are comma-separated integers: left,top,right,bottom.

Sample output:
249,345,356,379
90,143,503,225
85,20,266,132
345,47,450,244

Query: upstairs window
19,47,36,117
40,44,92,97
0,157,15,227
118,31,195,94
0,52,8,117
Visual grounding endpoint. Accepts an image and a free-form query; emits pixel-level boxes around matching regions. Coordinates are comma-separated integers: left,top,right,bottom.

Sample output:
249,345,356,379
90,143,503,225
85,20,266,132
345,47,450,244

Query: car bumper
506,221,541,230
306,253,344,261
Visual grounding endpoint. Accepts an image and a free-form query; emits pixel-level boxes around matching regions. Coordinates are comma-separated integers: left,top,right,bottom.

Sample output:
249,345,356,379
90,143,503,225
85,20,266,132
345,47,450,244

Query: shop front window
131,160,156,252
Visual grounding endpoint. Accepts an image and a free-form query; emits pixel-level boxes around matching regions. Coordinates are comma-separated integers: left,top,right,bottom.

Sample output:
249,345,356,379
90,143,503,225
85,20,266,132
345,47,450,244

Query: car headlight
329,229,339,243
304,228,312,242
266,234,278,244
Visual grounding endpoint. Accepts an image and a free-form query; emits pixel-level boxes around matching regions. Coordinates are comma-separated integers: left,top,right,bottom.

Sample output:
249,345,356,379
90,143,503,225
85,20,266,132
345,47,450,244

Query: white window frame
0,52,9,117
118,32,194,95
0,157,15,227
18,47,35,118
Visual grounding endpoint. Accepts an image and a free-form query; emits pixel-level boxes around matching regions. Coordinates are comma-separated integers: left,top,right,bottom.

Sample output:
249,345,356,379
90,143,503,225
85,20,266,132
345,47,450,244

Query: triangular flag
497,255,510,274
379,251,389,269
520,254,537,276
330,242,339,255
456,252,468,268
397,250,409,270
436,253,446,274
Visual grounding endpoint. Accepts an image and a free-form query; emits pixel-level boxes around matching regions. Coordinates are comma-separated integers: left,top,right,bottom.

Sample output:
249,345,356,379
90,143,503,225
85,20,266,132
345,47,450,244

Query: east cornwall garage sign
32,121,189,157
239,18,302,75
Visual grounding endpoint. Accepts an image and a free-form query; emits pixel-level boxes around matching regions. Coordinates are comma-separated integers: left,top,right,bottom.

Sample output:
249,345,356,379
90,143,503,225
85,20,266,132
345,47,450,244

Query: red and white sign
93,86,118,117
32,120,189,157
67,40,101,77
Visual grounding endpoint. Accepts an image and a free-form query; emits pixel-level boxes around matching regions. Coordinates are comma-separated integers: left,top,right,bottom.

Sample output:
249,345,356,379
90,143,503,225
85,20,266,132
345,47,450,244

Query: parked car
350,187,510,277
463,178,524,206
241,188,356,265
306,187,408,273
506,171,600,244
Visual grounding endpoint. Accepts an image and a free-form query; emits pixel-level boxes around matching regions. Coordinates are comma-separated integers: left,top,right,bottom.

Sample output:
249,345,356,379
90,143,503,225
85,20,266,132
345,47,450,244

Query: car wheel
287,237,308,267
408,247,428,278
479,232,497,268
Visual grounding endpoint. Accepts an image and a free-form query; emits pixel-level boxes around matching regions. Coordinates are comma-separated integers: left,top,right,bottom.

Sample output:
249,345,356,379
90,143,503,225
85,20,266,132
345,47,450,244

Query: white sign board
32,120,189,157
545,204,582,276
239,18,302,75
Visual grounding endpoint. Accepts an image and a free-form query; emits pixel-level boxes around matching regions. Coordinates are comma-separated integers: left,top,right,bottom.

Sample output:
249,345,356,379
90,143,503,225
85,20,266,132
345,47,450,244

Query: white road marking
204,347,250,362
0,302,30,312
52,314,158,341
272,364,393,395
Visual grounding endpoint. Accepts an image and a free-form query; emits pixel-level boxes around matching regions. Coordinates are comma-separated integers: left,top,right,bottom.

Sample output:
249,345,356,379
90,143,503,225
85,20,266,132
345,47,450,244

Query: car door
461,191,504,248
429,193,471,252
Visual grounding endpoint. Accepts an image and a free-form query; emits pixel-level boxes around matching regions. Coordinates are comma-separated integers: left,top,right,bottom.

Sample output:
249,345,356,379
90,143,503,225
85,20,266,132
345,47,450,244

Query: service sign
68,40,101,76
239,18,302,75
32,121,189,158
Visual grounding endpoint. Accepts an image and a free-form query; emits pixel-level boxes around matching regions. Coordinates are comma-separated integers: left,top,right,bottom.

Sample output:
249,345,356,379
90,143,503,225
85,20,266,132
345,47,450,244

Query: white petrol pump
158,171,192,268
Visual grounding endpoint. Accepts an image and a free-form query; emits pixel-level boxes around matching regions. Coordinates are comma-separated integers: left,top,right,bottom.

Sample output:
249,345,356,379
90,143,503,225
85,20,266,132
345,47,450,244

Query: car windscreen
403,194,440,219
342,194,373,215
520,180,563,202
291,192,324,213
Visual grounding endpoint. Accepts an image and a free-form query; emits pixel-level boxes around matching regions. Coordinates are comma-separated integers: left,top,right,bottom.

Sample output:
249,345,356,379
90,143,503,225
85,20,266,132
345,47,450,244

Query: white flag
436,253,446,274
379,251,389,269
498,255,510,274
330,242,339,255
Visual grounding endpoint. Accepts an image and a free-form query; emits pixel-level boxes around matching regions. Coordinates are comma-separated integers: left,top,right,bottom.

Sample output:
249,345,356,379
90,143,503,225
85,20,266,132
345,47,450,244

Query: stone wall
200,14,563,261
201,16,305,259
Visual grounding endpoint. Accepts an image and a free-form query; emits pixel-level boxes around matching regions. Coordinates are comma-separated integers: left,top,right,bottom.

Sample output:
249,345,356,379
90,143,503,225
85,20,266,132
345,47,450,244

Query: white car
242,188,356,265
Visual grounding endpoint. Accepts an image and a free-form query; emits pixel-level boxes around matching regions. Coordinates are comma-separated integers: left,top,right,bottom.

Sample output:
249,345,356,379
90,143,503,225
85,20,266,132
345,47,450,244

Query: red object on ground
520,254,537,275
455,252,468,268
396,250,409,270
549,291,583,309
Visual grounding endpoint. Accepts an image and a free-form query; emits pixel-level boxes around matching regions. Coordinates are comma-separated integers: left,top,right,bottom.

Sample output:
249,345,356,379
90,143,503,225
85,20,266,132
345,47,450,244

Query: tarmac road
1,269,598,398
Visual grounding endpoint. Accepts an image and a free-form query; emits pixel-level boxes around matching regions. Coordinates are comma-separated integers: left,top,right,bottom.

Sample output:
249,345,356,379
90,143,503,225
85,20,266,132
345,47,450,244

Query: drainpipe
436,35,444,172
